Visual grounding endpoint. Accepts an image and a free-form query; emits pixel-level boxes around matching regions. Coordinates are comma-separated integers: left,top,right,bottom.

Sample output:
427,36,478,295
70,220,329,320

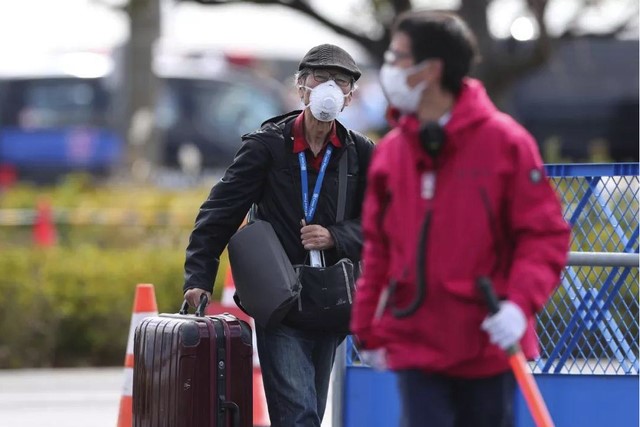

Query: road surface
0,368,121,427
0,367,335,427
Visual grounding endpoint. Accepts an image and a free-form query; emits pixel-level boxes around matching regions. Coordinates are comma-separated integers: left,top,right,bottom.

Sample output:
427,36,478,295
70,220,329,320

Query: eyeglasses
384,50,413,64
311,69,353,89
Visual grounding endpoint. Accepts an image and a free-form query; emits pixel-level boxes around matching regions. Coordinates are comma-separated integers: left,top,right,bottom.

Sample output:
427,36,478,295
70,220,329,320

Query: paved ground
0,367,334,427
0,368,122,427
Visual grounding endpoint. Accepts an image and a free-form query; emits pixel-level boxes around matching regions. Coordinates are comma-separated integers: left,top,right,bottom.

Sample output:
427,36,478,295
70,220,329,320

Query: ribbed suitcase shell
133,313,253,427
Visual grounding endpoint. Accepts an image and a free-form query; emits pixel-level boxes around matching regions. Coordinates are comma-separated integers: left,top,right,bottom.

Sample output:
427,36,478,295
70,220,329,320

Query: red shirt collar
292,110,342,154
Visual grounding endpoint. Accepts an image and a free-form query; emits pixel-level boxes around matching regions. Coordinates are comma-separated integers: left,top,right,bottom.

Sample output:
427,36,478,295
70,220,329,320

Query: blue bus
0,56,124,182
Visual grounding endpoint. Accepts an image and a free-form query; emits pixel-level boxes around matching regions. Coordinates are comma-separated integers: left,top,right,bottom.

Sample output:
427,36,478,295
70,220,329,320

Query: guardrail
538,163,638,376
0,208,194,227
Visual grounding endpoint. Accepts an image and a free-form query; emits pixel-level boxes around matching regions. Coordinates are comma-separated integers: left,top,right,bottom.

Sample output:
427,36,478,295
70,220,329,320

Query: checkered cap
298,44,361,81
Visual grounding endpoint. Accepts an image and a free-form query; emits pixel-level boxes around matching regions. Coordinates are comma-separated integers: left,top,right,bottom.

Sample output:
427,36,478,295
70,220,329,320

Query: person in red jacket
350,10,571,427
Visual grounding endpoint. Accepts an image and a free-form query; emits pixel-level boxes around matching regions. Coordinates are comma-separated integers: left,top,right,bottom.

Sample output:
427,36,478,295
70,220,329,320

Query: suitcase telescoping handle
221,401,240,427
179,293,208,317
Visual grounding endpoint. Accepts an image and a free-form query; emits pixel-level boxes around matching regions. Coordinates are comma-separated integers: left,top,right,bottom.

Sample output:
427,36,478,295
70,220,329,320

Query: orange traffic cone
0,163,17,190
33,197,56,247
221,266,236,307
252,366,270,427
117,283,159,427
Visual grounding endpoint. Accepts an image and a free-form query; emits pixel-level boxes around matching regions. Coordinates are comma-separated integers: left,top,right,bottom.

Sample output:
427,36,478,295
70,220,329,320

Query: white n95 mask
302,81,347,122
379,62,428,113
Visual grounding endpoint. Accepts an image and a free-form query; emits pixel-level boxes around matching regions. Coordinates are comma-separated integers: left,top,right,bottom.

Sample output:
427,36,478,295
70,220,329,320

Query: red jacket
350,79,571,378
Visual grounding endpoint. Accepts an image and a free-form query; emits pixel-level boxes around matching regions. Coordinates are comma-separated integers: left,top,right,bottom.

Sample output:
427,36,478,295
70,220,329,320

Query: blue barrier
344,368,639,427
343,163,639,427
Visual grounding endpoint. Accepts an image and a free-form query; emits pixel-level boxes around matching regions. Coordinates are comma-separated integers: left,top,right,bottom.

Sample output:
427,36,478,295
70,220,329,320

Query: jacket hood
386,78,497,162
446,78,497,133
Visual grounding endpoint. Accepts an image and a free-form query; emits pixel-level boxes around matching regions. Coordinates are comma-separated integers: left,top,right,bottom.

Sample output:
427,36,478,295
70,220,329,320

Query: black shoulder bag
228,208,300,330
284,150,357,334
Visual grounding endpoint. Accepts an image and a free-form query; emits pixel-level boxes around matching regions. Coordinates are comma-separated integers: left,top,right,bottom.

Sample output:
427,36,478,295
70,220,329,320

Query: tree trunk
124,0,161,178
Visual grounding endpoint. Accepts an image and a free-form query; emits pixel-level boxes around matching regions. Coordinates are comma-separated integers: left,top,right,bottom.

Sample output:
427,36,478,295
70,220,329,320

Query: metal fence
536,163,638,375
346,163,639,376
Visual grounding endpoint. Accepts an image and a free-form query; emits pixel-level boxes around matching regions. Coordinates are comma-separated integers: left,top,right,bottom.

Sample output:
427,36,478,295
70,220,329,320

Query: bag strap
249,147,347,225
336,149,348,222
248,204,257,224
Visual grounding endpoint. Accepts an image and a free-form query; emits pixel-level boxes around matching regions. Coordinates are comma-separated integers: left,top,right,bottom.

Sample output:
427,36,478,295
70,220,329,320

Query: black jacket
184,111,375,293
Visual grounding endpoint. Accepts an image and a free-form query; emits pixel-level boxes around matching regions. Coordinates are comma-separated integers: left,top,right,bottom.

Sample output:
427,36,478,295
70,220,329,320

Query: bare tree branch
496,0,551,81
191,0,393,60
183,0,630,101
560,0,638,38
283,0,389,56
191,0,374,46
460,0,552,103
389,0,411,15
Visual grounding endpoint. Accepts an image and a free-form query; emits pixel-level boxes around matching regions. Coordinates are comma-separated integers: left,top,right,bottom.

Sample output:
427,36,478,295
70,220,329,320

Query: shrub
0,247,229,368
0,179,239,368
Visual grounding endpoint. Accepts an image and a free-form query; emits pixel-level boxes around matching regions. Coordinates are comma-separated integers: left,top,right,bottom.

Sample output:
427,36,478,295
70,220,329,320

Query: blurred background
0,0,637,370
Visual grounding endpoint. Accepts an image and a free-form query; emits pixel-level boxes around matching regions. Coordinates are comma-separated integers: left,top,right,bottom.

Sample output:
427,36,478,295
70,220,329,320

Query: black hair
392,10,479,94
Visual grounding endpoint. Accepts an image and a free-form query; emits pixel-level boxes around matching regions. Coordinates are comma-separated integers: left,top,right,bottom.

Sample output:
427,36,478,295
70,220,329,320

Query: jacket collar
263,110,356,149
291,110,342,154
390,78,497,164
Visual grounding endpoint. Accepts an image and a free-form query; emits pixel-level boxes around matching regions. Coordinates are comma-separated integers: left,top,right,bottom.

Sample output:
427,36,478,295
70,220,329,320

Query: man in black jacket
183,44,374,427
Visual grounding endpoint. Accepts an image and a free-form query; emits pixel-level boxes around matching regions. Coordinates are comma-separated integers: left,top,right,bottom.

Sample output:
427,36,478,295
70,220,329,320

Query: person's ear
298,84,309,104
408,62,431,87
343,91,353,108
426,59,444,84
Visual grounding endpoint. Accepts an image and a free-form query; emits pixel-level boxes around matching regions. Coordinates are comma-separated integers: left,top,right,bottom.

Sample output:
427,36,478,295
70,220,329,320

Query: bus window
1,78,109,129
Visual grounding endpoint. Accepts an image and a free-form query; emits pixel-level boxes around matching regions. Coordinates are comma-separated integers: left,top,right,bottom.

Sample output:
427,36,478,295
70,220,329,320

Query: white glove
481,301,527,350
359,349,387,371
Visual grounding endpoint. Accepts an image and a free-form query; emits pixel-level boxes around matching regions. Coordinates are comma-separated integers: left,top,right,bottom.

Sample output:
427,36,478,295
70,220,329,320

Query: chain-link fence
535,163,638,375
347,163,639,376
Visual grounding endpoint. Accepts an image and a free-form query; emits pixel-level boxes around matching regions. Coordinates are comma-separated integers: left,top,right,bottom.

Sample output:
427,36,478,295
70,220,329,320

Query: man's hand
300,222,335,250
481,301,526,350
184,288,212,309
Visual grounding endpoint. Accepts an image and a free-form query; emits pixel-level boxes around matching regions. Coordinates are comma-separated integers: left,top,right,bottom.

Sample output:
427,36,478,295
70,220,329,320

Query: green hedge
0,177,236,369
0,247,229,369
0,174,210,210
0,175,211,250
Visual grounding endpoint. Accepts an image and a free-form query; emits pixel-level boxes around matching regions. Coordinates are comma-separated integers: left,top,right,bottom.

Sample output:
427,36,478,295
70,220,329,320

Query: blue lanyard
299,145,333,224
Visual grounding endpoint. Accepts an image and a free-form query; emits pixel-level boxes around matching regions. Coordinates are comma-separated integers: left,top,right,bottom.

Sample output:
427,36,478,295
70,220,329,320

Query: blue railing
539,163,638,375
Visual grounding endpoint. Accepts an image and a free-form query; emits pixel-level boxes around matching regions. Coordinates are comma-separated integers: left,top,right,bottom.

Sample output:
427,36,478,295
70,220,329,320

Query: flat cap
298,44,362,81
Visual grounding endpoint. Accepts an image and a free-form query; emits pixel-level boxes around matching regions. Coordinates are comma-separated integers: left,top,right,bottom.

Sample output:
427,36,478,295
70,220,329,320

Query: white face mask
379,62,428,113
301,80,347,122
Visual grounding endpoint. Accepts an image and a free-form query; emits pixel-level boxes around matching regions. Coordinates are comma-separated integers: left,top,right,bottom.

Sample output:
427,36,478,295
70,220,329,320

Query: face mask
379,62,428,113
301,80,347,122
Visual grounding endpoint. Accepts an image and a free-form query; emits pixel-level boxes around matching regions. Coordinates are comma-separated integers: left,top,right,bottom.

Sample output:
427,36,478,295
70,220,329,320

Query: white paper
310,250,323,267
421,171,436,200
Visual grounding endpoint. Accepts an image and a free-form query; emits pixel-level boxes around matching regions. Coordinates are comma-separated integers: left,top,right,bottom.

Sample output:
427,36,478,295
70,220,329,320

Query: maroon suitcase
133,298,253,427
